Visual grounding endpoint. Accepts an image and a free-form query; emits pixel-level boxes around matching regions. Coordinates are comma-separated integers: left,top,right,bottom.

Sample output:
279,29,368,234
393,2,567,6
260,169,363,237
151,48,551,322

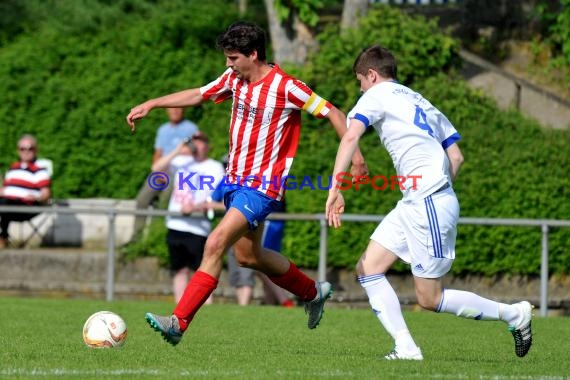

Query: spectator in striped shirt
127,21,368,346
0,134,51,249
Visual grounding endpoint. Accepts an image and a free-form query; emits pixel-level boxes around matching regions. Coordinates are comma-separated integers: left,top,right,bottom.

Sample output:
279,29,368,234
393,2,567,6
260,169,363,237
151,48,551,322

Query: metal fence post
514,81,522,110
318,215,328,282
106,210,117,302
540,224,549,317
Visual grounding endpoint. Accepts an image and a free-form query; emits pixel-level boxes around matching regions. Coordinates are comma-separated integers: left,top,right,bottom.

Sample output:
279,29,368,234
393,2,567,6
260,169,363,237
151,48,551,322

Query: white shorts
371,187,459,278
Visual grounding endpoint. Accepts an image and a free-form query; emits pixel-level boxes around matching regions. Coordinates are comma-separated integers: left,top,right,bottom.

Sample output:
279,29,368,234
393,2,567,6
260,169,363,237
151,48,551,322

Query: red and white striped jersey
2,161,51,204
200,64,332,200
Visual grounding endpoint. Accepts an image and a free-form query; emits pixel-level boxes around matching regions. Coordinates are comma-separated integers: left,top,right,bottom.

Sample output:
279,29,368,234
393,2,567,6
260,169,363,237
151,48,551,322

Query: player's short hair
216,21,267,61
353,45,398,80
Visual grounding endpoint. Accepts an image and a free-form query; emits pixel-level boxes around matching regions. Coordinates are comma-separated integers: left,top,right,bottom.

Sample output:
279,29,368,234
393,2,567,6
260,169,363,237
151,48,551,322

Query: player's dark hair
216,21,267,61
353,45,397,80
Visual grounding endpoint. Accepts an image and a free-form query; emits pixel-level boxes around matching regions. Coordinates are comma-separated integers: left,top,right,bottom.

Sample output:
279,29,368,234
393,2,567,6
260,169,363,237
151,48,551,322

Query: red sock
173,270,218,331
268,261,317,302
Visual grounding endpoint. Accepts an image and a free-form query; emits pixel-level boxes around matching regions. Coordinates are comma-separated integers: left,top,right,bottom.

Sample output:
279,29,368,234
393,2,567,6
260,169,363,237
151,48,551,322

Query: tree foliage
273,0,323,27
535,0,570,66
0,0,238,198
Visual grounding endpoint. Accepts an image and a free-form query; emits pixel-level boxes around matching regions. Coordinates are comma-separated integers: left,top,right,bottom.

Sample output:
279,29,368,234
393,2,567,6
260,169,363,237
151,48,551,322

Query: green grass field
0,297,568,379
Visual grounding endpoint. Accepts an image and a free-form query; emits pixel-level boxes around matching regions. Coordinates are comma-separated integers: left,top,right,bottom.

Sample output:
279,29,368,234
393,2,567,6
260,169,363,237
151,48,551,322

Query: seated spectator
0,134,51,248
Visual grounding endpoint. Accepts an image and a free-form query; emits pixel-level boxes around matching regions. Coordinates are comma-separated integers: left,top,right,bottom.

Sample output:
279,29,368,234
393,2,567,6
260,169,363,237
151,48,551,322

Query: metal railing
1,204,569,317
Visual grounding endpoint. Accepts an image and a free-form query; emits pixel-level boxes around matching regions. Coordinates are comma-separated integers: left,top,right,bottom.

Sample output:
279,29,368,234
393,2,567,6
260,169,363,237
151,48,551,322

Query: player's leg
145,208,249,345
228,189,325,304
258,273,293,306
357,241,423,360
410,190,533,357
173,208,249,322
233,223,331,328
186,232,212,305
414,276,533,357
258,220,293,306
233,228,315,300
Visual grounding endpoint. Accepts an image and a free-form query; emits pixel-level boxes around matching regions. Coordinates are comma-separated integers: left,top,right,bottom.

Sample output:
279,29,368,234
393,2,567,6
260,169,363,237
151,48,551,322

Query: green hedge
0,0,238,198
1,2,568,275
281,6,570,274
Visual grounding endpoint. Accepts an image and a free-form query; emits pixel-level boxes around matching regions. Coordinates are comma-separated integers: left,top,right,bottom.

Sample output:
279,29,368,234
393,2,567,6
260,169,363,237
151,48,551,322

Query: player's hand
126,103,151,133
181,202,196,215
350,161,369,179
23,194,37,202
326,190,345,228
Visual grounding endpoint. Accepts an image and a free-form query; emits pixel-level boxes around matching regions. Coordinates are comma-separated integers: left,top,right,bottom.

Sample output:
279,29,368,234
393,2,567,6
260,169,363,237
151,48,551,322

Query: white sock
358,274,419,352
499,303,523,326
437,288,514,322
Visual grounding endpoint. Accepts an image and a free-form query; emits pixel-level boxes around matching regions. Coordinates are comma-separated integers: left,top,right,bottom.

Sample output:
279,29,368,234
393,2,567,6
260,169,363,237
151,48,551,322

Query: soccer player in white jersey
126,21,368,346
325,45,533,360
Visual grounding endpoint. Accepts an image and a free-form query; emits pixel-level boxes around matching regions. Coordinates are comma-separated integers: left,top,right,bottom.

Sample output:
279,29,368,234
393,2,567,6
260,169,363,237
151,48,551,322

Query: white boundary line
0,368,566,379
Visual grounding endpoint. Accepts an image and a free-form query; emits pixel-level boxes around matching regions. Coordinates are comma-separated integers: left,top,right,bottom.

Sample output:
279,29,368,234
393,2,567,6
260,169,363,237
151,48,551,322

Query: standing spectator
0,134,51,249
127,21,368,346
134,107,199,236
325,45,533,360
152,131,225,303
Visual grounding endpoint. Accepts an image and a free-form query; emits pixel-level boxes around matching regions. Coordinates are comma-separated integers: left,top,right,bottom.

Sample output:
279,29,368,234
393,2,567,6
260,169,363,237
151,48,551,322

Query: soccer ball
82,311,127,348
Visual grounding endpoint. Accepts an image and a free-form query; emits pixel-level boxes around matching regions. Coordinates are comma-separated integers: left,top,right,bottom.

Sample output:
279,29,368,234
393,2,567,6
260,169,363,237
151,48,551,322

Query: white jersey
348,81,461,201
166,156,225,236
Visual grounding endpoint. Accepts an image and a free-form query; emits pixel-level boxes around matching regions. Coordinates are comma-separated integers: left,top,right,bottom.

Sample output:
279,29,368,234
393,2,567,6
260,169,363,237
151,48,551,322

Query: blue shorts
221,185,284,230
262,219,285,252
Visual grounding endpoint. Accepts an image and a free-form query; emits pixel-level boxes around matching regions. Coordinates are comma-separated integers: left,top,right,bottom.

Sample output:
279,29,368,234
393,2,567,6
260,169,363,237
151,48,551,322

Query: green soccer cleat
145,313,183,346
304,281,333,329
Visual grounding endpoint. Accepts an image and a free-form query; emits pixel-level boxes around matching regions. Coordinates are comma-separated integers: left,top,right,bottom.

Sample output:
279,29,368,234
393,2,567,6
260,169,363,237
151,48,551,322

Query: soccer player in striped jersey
126,21,368,345
325,45,533,360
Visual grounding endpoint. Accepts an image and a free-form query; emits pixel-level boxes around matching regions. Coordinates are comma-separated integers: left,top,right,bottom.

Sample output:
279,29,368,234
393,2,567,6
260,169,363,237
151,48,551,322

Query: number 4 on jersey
414,105,434,137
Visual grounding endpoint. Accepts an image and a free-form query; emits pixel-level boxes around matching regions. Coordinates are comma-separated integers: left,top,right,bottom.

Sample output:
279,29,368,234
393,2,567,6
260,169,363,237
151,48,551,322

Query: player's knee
415,293,439,311
203,232,227,260
235,255,256,268
355,258,367,276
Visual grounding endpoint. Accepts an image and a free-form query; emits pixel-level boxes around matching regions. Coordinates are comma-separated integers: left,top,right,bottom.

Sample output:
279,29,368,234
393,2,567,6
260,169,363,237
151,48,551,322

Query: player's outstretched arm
326,119,366,228
126,88,204,132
